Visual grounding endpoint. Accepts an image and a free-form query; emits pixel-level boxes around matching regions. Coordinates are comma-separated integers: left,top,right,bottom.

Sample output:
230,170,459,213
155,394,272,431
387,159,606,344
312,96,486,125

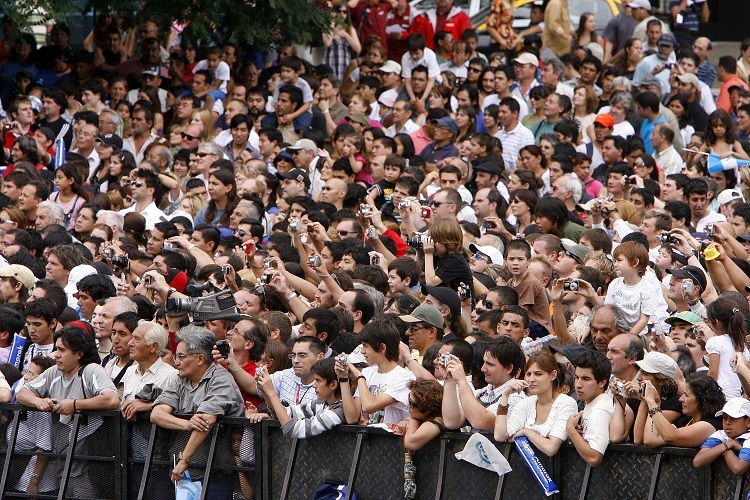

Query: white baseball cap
469,243,504,265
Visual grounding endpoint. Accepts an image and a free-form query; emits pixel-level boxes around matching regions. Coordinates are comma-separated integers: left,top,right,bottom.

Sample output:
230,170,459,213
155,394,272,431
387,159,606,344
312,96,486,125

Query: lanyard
295,383,312,405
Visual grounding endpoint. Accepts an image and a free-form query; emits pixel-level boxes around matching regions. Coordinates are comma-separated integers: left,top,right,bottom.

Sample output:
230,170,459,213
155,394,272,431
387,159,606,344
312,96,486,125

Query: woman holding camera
494,351,577,457
194,168,240,227
630,352,684,445
423,216,473,296
640,369,724,448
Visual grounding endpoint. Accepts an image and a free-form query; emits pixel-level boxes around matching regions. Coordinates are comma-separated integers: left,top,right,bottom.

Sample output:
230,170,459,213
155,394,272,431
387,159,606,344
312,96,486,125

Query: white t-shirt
695,210,726,233
194,59,231,93
506,393,577,440
401,47,443,83
355,365,415,425
581,392,614,455
604,274,669,335
705,334,749,399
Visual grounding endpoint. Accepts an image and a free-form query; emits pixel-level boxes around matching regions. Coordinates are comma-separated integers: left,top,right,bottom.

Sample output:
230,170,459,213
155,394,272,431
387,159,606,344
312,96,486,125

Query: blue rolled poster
54,137,66,171
8,333,26,369
514,436,559,496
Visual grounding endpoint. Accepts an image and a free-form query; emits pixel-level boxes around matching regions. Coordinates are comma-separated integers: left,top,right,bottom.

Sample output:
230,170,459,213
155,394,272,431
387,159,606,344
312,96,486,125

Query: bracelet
356,375,366,382
286,292,298,302
724,441,730,454
319,274,330,277
648,406,662,417
73,399,77,412
187,244,197,252
322,109,330,114
228,365,239,373
339,377,349,383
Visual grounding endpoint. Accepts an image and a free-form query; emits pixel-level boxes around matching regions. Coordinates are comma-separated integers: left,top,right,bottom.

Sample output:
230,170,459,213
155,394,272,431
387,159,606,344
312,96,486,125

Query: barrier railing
254,421,750,500
0,401,748,500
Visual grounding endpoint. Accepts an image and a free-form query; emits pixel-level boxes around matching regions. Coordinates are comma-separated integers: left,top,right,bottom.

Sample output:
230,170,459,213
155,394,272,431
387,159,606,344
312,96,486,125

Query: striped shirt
263,368,317,406
281,399,345,438
495,123,535,170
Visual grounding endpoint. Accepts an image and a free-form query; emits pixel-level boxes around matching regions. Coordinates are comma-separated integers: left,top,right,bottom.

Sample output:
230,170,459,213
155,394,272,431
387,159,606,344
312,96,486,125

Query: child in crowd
693,397,750,474
257,358,345,438
504,238,551,333
367,153,405,209
605,241,667,335
342,134,371,185
191,46,231,101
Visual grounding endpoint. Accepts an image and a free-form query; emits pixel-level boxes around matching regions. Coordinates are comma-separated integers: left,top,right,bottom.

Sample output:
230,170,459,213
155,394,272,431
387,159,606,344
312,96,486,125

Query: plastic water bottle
521,335,556,356
54,137,66,171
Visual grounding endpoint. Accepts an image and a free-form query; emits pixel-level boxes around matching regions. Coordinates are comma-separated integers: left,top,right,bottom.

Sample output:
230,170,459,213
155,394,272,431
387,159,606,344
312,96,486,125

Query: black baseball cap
421,285,461,318
665,265,707,291
276,168,311,188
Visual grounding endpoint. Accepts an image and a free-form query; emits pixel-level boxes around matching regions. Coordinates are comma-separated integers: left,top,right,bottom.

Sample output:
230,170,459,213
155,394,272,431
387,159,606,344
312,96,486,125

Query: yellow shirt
542,0,572,56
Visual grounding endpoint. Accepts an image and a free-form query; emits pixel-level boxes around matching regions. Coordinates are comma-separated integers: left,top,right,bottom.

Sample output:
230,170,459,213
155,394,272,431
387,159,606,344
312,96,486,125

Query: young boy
505,239,551,333
272,56,313,130
257,357,345,438
22,298,58,372
382,175,420,225
192,46,231,101
387,257,421,297
566,350,614,467
605,241,669,336
336,319,415,425
401,33,442,106
694,397,750,474
367,153,406,209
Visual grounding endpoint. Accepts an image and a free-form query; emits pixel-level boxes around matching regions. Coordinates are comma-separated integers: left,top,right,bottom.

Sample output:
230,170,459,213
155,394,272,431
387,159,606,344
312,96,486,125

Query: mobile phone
216,340,230,358
120,273,126,287
223,265,231,276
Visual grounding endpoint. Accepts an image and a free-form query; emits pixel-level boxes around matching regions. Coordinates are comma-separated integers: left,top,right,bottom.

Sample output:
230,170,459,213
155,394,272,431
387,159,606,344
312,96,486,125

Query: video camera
165,290,243,321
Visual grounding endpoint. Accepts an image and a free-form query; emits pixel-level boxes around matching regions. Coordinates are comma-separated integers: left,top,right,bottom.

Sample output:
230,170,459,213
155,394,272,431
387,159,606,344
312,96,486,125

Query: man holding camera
214,317,269,409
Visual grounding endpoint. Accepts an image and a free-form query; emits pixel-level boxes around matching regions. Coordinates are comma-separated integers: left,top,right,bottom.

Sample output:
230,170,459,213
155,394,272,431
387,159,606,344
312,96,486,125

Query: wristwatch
178,451,191,464
167,287,177,298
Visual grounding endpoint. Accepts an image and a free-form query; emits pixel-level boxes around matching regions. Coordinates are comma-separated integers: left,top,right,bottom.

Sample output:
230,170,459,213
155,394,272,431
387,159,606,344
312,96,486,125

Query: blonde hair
180,192,207,217
191,109,217,140
0,206,26,229
429,216,464,254
235,162,259,180
107,190,124,211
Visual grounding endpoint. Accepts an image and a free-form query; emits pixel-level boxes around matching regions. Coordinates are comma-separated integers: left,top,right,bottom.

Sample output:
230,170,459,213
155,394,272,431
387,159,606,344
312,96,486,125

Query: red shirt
240,359,264,408
352,1,392,51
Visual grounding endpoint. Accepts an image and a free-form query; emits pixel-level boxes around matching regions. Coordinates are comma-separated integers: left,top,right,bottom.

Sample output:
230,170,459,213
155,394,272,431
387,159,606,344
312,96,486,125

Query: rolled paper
54,137,66,171
8,333,26,369
514,436,559,497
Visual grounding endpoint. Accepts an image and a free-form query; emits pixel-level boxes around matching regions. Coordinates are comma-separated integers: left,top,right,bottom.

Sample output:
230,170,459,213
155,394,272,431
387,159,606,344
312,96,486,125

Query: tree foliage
5,0,333,50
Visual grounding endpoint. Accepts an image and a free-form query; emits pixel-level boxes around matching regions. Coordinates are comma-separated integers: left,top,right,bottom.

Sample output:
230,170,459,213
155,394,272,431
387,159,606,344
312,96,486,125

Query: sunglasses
196,152,212,157
468,67,482,73
236,230,247,237
473,253,486,260
181,132,201,141
337,230,359,236
0,218,8,224
429,200,447,207
322,186,334,191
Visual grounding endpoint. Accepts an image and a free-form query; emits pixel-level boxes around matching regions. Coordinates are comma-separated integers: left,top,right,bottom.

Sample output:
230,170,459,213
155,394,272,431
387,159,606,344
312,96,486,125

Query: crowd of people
0,0,749,497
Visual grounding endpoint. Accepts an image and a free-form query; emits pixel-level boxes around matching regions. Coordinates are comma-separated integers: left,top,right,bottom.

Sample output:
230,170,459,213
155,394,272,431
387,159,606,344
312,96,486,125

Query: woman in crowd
322,3,361,80
428,86,454,116
194,168,239,227
522,85,552,129
609,38,642,80
574,12,602,48
641,370,724,448
534,197,584,242
667,94,695,150
517,145,549,196
494,351,578,456
136,86,164,135
482,104,501,137
572,85,598,134
0,206,25,230
632,154,660,183
455,105,477,144
596,67,620,111
508,189,538,234
394,133,416,162
403,380,445,452
50,163,88,231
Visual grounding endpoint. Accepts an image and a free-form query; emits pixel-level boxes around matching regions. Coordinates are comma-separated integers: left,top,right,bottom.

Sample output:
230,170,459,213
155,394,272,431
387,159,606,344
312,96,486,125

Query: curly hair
686,373,726,419
407,379,443,419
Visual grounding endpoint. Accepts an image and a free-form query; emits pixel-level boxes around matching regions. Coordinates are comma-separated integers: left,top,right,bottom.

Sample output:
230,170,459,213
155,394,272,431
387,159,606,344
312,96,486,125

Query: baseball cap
142,65,161,76
421,285,462,319
716,397,750,418
562,241,592,265
64,264,98,297
286,139,318,155
665,265,707,292
345,113,370,127
431,116,459,135
275,168,311,188
166,269,189,293
635,351,678,378
378,89,399,108
716,189,744,206
28,95,42,114
627,0,651,10
513,52,539,67
473,162,503,176
639,77,662,90
469,243,504,265
273,150,294,165
379,60,402,74
676,73,701,89
0,264,35,291
658,33,677,47
593,114,615,128
97,133,124,149
549,343,590,366
399,304,444,330
664,311,701,326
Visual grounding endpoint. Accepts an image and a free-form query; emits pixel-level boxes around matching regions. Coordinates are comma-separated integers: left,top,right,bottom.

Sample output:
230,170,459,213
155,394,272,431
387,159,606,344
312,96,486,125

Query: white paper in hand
454,433,512,476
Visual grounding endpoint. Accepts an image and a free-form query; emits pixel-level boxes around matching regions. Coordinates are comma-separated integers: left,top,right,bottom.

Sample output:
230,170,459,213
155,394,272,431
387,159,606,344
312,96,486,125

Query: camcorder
166,289,242,321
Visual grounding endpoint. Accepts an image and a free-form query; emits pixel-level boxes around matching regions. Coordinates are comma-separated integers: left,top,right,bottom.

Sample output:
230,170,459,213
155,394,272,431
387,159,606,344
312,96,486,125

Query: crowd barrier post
0,407,23,496
57,412,82,500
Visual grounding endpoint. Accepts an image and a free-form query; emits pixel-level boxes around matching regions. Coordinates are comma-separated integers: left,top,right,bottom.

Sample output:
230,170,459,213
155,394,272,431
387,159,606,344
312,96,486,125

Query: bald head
321,179,347,205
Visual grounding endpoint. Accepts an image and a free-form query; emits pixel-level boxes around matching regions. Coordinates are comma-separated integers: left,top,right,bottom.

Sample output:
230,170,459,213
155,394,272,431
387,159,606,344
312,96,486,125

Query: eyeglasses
0,218,8,224
409,324,428,333
182,132,201,141
289,352,311,359
174,352,198,360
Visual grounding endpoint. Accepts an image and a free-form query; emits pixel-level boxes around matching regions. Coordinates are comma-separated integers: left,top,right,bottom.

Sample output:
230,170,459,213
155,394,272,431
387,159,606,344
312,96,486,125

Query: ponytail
728,308,748,353
707,298,750,353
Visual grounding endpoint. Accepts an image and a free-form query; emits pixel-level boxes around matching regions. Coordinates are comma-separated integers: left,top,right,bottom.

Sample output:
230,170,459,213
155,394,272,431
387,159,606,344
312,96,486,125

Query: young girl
194,168,240,227
482,104,500,137
404,379,445,452
706,295,750,399
494,351,578,457
108,150,137,195
342,134,372,185
687,109,750,172
50,163,88,231
605,241,669,335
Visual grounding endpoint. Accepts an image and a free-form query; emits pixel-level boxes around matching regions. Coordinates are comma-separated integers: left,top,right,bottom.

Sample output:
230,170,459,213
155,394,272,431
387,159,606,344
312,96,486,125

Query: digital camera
309,255,321,267
289,219,301,232
563,280,579,291
458,283,471,300
163,242,176,251
366,226,377,239
336,353,349,365
406,234,425,249
660,233,678,245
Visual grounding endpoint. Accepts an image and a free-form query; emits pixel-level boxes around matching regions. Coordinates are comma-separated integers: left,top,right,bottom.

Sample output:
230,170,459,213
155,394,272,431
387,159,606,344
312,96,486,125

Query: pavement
704,41,741,90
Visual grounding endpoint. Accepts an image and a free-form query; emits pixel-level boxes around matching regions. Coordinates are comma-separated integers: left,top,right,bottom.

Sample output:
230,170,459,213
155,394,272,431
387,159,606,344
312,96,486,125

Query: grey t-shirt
25,363,119,479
